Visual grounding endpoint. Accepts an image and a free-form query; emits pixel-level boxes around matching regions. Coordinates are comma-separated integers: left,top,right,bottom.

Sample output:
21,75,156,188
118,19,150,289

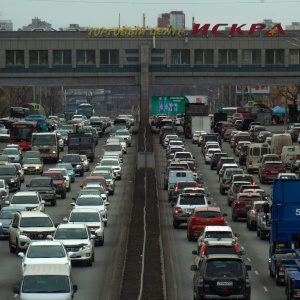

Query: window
289,49,300,64
266,49,284,64
100,50,119,65
171,50,190,65
53,50,71,65
5,50,24,65
76,50,95,65
242,50,261,65
29,50,48,65
195,50,213,64
218,50,237,65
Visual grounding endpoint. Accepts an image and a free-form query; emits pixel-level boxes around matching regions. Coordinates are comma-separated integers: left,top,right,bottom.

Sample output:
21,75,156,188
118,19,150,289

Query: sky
1,0,300,30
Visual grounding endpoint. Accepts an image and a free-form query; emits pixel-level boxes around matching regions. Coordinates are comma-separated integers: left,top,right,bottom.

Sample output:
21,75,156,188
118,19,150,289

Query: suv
27,177,57,206
60,154,84,177
42,170,67,199
210,152,228,170
191,254,251,300
0,164,21,192
258,161,286,183
171,180,200,202
7,191,45,212
8,211,56,252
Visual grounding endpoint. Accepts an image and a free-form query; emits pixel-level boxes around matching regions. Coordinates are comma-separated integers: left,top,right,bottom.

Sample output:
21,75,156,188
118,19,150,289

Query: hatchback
258,161,286,183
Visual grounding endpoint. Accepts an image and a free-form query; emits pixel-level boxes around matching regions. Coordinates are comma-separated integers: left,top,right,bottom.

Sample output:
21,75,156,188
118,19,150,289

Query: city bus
76,103,95,119
9,107,30,120
10,121,37,150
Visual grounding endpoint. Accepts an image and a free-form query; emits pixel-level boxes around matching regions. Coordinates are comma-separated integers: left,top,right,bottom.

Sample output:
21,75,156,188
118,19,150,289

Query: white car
6,191,45,212
107,137,127,154
49,167,71,192
65,208,105,246
82,185,108,203
204,148,222,164
100,158,122,180
18,240,71,274
114,129,132,147
192,130,206,144
94,165,117,180
51,223,95,266
277,172,298,179
80,155,90,171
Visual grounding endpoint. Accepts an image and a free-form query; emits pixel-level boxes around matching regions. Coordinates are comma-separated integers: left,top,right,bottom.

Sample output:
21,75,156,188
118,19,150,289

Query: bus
9,107,30,120
10,121,37,150
25,115,48,132
76,103,94,119
64,109,77,121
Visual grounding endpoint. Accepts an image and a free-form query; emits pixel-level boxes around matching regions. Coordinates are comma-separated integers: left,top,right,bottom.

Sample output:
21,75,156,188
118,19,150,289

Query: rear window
204,231,233,239
179,195,206,205
265,163,283,168
233,183,244,193
238,196,261,202
233,175,253,182
178,182,197,188
205,136,218,142
221,159,235,165
175,153,192,159
204,246,237,256
195,211,221,218
206,260,243,277
236,136,251,141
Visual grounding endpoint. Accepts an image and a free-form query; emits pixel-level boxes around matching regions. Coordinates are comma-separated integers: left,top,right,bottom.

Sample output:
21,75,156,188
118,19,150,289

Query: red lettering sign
211,24,228,36
191,24,210,35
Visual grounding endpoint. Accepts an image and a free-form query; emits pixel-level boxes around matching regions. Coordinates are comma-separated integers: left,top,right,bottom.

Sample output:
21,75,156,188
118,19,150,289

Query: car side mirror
223,213,228,217
234,233,240,237
13,287,20,295
246,265,252,271
73,284,78,292
207,201,211,204
63,217,68,223
192,250,198,255
91,234,96,239
46,235,53,240
190,265,198,271
18,252,25,259
71,202,75,206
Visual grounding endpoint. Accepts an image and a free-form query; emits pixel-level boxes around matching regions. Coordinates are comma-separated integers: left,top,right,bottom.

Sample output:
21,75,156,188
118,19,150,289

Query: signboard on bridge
151,96,208,115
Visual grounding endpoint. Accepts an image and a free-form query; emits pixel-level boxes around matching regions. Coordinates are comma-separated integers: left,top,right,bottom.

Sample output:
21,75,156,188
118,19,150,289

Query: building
0,20,13,31
60,24,88,31
286,22,300,30
157,11,185,29
22,17,52,31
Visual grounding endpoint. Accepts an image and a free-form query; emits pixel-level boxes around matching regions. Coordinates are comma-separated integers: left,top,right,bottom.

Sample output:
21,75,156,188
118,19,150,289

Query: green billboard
151,96,189,115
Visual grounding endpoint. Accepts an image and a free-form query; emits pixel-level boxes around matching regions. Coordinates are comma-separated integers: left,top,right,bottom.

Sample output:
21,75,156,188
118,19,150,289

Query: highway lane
157,132,288,300
0,134,135,300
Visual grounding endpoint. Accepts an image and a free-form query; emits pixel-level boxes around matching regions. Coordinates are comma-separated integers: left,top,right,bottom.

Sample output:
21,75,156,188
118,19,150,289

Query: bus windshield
10,123,34,142
76,105,94,118
10,107,30,119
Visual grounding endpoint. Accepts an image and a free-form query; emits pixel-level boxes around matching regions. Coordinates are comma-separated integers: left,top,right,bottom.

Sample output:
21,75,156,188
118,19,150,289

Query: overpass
1,24,300,124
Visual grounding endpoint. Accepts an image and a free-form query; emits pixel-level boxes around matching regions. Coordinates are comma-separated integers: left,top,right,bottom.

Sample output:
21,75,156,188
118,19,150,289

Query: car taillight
240,153,245,156
235,142,238,146
212,158,217,161
200,245,207,258
216,217,224,222
249,161,252,165
192,217,201,224
234,244,239,252
251,209,256,214
279,169,286,173
175,207,183,214
263,169,270,174
175,186,178,191
222,129,225,132
206,153,209,156
193,166,197,171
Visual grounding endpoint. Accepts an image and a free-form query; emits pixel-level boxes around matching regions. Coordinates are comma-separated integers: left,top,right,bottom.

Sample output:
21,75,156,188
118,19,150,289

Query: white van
281,146,300,168
270,133,293,155
168,170,194,192
13,264,78,300
246,143,270,173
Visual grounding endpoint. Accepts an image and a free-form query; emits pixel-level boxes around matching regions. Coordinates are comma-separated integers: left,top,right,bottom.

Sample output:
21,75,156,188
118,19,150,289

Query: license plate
217,281,233,286
271,171,278,174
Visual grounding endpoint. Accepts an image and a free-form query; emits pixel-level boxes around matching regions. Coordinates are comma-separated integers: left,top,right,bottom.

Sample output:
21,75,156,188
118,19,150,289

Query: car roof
13,191,38,196
18,211,50,218
204,226,233,232
1,206,26,211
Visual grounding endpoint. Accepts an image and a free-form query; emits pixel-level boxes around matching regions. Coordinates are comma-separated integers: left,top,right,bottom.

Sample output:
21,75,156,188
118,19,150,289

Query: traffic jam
0,107,134,299
152,111,300,300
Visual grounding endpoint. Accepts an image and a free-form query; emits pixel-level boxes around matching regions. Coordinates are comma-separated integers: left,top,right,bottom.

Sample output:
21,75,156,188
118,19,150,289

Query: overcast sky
1,0,300,30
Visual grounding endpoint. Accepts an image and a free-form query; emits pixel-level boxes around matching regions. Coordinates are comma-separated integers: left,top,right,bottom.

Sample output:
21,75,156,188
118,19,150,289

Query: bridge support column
140,44,150,126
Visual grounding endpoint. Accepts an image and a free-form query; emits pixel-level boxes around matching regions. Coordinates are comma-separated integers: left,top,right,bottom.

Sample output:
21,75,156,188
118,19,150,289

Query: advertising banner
236,85,270,95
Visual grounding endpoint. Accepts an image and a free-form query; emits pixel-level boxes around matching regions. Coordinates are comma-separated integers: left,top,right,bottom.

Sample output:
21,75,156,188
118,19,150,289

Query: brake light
251,209,256,214
216,217,224,222
263,169,270,174
192,217,201,224
206,153,209,156
200,244,207,258
222,128,225,132
234,244,239,252
280,169,286,173
174,207,183,214
235,142,238,146
193,166,197,171
249,161,252,165
240,153,245,156
175,186,178,191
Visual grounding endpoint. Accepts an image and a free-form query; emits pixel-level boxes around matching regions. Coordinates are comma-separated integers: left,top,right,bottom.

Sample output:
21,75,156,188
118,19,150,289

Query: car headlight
76,164,81,168
21,232,30,237
35,166,40,169
10,179,17,182
81,244,91,251
0,222,2,227
23,166,28,169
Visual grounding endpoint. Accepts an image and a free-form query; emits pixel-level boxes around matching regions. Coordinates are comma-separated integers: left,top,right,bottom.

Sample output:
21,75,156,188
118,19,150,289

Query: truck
212,112,227,128
191,116,211,136
285,258,300,300
68,133,95,162
268,179,300,285
31,132,60,163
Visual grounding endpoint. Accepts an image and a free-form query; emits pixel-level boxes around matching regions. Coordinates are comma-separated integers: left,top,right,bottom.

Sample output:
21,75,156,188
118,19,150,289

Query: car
49,167,71,192
8,211,56,252
0,155,9,165
94,165,117,180
42,170,67,199
107,137,127,154
227,181,254,207
219,163,239,181
190,254,251,300
114,129,132,146
80,176,108,192
246,200,266,230
216,157,236,174
56,162,75,183
171,180,201,202
6,191,45,212
162,134,179,148
22,158,43,175
0,128,10,142
204,148,222,164
238,143,249,165
82,185,108,203
2,147,21,163
104,142,123,163
27,177,57,206
64,208,105,246
186,206,227,241
232,192,263,222
249,125,267,142
71,195,109,225
0,164,21,192
22,150,41,163
197,226,239,245
256,201,271,240
54,129,69,145
80,154,90,171
8,163,24,183
219,168,244,195
17,240,71,273
235,141,251,157
90,170,115,195
60,154,84,177
171,193,211,229
210,152,228,170
51,223,95,266
192,131,206,144
258,161,286,183
0,206,26,239
277,172,297,179
99,158,122,180
257,131,272,143
289,126,300,142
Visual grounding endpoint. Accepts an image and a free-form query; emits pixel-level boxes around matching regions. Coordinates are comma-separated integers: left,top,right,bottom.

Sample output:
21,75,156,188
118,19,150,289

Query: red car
258,161,286,183
42,170,67,199
186,206,227,241
80,176,108,191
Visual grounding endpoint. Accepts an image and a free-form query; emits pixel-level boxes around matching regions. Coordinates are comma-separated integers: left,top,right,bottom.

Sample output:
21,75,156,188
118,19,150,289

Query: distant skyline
1,0,300,30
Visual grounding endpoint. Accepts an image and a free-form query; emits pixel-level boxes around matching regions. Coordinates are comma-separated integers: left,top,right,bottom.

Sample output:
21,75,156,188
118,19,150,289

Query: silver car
22,158,43,175
80,155,90,171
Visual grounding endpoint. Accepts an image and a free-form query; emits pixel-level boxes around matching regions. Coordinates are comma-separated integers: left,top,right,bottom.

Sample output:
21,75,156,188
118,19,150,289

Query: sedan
22,158,43,175
80,155,90,172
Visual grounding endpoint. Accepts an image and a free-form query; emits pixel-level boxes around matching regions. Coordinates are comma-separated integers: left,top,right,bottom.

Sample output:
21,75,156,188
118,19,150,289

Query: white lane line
263,286,268,292
240,246,245,250
247,257,251,262
255,270,259,275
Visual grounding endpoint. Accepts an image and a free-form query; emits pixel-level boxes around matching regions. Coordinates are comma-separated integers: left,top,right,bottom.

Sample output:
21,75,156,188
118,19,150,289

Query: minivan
246,143,270,173
270,133,293,155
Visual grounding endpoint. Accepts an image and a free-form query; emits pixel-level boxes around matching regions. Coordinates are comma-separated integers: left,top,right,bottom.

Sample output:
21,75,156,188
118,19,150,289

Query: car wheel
87,258,93,266
260,231,267,240
110,190,114,195
173,220,180,229
99,237,104,246
80,170,84,177
61,190,66,199
232,214,238,222
51,197,56,206
187,235,194,242
220,188,225,195
9,236,16,253
257,228,260,237
227,199,232,207
67,185,71,192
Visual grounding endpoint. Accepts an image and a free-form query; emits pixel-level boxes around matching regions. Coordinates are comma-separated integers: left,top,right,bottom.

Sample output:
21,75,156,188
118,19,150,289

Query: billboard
236,85,270,95
151,96,208,115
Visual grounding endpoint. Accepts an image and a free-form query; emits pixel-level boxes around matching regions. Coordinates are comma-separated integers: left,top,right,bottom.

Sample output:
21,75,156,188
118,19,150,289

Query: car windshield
32,135,56,146
11,196,38,204
69,212,100,222
178,182,197,189
27,245,65,258
0,129,8,134
91,172,110,179
0,167,15,175
105,145,122,151
55,130,68,137
76,197,103,206
20,217,53,227
2,149,18,155
79,190,101,197
233,175,253,182
265,163,283,168
115,131,129,136
205,246,237,256
54,228,88,239
206,260,243,277
238,196,261,201
22,275,70,293
50,169,67,176
24,158,40,164
179,195,206,205
43,173,63,180
24,152,40,159
84,186,105,194
101,160,119,166
0,209,17,219
30,179,52,187
56,163,73,171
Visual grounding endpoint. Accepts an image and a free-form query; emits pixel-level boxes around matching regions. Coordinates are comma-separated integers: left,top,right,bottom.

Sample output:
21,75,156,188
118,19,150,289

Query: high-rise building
22,17,52,31
157,11,185,29
0,20,13,31
286,22,300,30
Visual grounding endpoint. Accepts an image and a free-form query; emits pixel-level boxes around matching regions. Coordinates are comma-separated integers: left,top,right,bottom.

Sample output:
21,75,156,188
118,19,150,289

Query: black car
239,144,249,165
191,254,251,300
0,165,21,192
60,154,84,176
216,157,236,174
210,152,228,170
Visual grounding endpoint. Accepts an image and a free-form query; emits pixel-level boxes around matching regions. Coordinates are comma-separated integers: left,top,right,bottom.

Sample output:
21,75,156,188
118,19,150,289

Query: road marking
240,246,244,250
263,286,268,292
247,257,251,262
255,270,259,275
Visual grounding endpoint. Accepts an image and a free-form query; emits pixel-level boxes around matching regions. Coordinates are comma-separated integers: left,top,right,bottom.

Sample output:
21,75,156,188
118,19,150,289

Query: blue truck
268,179,300,286
285,259,300,300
